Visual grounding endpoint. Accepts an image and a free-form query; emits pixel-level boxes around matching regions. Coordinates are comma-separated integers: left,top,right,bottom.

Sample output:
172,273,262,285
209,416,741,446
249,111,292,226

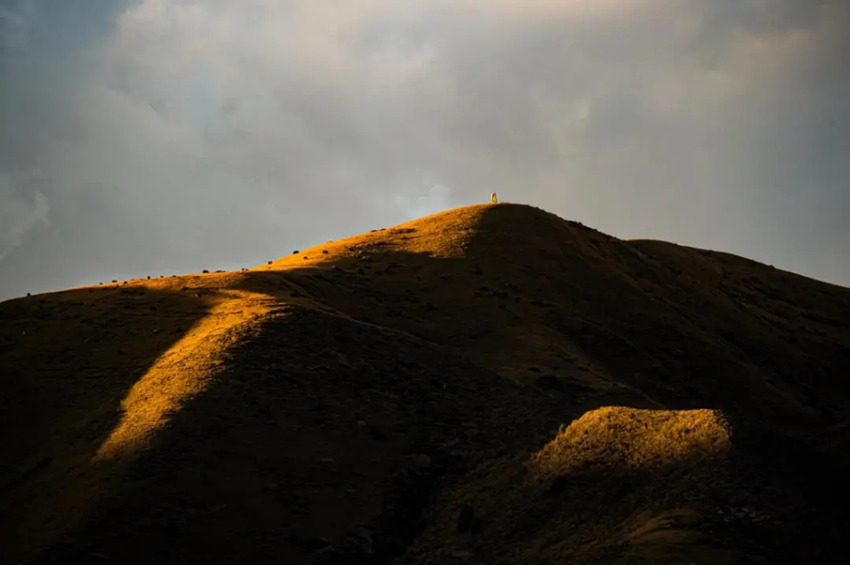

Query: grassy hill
2,203,849,564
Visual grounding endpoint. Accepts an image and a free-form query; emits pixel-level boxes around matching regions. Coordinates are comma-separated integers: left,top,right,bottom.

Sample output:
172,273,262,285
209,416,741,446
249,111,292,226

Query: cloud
0,172,49,262
0,0,848,300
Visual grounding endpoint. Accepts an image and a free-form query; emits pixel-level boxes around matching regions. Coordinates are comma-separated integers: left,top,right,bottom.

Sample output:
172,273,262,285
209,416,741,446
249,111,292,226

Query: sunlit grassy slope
2,203,849,564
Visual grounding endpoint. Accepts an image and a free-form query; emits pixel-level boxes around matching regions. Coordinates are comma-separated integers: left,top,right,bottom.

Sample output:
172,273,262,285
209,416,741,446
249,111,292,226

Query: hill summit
2,203,849,564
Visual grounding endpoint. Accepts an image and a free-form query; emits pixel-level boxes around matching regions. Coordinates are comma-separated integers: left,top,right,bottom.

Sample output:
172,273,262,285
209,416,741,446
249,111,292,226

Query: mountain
2,203,849,564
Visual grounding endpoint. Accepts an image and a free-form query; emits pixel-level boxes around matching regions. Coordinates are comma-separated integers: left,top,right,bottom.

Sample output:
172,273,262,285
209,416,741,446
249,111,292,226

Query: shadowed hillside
1,203,849,564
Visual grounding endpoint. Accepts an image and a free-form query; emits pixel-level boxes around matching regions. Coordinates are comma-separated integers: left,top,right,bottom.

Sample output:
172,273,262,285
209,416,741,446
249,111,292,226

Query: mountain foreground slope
2,203,849,564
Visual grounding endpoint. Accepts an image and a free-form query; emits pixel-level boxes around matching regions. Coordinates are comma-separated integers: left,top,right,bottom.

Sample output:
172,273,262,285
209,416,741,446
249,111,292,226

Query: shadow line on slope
30,302,567,565
0,283,215,564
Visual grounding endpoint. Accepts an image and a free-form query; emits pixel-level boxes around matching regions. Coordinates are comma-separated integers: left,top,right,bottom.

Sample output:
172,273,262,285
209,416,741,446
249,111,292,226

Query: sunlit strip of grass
531,407,732,477
93,290,272,462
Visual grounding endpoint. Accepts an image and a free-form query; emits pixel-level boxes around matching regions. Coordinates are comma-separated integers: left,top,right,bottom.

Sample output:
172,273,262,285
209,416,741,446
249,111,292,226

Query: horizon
3,201,846,302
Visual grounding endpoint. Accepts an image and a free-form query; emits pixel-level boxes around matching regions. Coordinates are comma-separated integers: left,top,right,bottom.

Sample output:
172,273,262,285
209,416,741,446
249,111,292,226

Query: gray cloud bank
1,0,848,300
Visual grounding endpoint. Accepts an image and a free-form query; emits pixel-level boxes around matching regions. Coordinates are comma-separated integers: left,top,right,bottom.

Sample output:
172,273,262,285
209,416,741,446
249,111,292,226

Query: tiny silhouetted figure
491,192,498,204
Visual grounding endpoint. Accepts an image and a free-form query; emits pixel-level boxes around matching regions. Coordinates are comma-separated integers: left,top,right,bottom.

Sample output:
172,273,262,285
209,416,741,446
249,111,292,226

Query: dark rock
545,475,568,496
456,503,475,533
535,374,562,390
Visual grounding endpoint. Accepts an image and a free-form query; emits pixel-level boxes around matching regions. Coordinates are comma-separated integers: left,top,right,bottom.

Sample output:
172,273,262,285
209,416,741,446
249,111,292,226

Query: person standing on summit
491,192,498,204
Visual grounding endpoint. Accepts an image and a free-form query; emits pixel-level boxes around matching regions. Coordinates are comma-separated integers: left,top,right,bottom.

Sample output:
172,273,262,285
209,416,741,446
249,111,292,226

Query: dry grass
1,203,849,564
531,406,732,477
94,288,273,461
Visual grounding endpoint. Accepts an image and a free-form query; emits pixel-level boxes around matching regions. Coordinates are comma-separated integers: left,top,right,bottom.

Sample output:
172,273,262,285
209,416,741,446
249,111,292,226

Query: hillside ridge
2,203,849,564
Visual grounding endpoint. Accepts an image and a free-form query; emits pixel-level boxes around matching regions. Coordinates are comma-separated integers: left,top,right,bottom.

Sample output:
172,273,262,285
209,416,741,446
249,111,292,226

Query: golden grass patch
532,406,732,477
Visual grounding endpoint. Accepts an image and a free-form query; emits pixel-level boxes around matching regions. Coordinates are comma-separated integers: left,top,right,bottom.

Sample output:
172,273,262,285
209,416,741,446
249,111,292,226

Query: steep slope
1,203,849,564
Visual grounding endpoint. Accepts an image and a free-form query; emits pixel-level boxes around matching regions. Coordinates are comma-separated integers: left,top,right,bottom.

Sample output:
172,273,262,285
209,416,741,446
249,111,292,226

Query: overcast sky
1,0,848,301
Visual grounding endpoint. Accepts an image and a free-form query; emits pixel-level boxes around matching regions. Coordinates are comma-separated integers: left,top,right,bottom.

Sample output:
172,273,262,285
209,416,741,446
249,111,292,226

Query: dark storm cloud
1,0,848,300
